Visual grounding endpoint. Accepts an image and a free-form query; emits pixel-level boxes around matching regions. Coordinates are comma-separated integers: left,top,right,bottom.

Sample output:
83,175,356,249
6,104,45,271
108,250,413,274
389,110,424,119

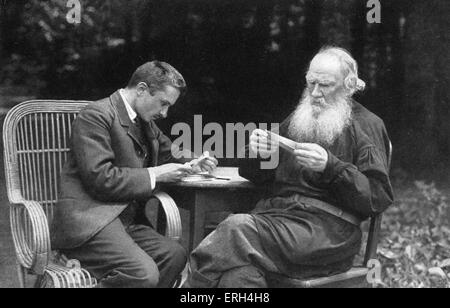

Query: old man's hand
250,129,278,157
294,143,328,172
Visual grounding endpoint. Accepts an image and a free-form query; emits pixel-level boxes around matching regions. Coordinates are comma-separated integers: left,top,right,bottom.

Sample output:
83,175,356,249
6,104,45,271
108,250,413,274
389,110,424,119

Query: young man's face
135,84,180,122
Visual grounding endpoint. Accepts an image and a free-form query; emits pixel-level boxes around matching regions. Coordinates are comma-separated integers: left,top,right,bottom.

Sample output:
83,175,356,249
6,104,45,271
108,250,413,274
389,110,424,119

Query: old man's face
306,53,346,116
288,54,352,147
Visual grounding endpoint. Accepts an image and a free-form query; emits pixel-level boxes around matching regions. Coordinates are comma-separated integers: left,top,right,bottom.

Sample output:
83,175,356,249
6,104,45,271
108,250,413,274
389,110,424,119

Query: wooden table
161,167,263,252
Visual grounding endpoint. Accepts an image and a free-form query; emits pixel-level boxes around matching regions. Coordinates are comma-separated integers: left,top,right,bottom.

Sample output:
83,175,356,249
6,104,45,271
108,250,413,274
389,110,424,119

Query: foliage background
1,0,450,287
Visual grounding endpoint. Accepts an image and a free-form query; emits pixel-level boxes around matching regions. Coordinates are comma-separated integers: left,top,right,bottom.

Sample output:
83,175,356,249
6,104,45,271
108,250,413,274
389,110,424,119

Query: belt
294,195,361,226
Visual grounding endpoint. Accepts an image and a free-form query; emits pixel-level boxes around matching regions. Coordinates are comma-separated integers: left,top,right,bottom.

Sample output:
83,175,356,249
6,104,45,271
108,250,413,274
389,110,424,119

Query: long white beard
288,91,353,147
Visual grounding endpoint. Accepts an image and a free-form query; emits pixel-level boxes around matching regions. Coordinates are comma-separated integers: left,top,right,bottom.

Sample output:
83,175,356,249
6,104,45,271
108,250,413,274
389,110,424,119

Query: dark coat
51,91,182,249
238,101,394,277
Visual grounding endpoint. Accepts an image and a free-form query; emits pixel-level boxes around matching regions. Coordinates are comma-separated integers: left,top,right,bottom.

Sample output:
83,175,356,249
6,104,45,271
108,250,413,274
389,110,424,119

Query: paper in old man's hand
265,130,298,154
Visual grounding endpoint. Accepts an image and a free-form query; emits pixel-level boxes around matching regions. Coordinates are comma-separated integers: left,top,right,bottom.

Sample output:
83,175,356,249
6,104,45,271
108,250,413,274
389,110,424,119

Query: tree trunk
402,0,450,168
350,0,366,64
0,1,5,61
303,0,323,56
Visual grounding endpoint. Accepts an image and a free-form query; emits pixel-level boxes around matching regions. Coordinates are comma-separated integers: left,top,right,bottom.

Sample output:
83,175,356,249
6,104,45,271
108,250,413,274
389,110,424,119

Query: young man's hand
153,163,195,183
189,152,218,173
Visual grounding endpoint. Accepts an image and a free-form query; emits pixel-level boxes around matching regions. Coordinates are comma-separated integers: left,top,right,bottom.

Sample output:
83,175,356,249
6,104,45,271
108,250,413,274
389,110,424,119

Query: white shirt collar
119,89,137,123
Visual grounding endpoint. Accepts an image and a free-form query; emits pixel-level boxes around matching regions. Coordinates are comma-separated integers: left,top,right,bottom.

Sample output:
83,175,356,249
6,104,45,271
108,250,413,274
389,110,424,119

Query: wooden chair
2,100,182,288
267,142,392,288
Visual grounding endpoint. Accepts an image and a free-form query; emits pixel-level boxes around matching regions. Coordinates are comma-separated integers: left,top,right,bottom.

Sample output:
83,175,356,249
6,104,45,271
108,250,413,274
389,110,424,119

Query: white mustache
288,92,352,147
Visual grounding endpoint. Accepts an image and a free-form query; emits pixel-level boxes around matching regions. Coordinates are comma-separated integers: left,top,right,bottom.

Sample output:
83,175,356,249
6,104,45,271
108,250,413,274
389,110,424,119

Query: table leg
191,193,206,251
168,187,261,253
190,190,260,251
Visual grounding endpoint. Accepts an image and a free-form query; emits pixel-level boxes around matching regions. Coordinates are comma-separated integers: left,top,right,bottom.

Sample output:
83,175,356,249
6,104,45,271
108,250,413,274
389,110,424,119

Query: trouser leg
126,224,187,288
185,214,278,288
62,218,160,288
217,265,268,288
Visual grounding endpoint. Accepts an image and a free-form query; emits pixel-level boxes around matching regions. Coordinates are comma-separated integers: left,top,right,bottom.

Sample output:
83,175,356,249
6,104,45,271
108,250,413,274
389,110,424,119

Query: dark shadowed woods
1,0,449,176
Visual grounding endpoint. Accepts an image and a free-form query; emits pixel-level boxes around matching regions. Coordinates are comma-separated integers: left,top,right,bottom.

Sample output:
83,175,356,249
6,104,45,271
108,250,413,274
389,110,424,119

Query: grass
377,176,450,288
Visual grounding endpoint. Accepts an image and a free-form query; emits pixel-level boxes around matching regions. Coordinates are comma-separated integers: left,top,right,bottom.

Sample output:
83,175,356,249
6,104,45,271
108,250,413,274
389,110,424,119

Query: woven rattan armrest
151,191,182,241
9,198,51,275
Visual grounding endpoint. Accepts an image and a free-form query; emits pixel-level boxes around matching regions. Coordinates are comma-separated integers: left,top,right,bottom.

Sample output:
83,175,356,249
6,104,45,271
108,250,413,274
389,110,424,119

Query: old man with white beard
184,47,394,288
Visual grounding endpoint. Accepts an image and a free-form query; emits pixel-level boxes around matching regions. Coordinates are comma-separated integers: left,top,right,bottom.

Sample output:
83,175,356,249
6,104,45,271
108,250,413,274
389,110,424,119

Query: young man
51,61,217,288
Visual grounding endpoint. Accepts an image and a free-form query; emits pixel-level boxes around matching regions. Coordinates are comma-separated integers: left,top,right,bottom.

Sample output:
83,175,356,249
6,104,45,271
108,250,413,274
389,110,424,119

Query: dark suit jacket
51,91,183,249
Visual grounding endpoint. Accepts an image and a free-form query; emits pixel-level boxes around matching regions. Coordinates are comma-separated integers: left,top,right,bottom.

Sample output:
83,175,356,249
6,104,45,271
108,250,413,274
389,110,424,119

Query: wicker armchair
2,100,182,288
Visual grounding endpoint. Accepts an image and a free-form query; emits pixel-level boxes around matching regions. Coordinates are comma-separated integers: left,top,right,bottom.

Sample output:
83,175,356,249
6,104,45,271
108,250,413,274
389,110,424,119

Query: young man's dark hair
127,61,187,96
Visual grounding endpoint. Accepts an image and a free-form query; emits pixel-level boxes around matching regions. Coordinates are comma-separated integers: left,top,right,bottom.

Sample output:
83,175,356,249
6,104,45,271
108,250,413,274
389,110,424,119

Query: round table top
161,167,258,190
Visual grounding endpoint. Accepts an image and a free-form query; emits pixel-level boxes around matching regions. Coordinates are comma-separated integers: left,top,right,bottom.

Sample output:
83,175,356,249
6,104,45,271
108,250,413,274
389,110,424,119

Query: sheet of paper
265,130,298,153
181,175,213,182
181,173,231,182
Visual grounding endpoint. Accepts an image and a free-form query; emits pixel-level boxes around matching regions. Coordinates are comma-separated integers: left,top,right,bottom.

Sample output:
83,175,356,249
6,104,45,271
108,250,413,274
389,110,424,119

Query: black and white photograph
0,0,449,291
